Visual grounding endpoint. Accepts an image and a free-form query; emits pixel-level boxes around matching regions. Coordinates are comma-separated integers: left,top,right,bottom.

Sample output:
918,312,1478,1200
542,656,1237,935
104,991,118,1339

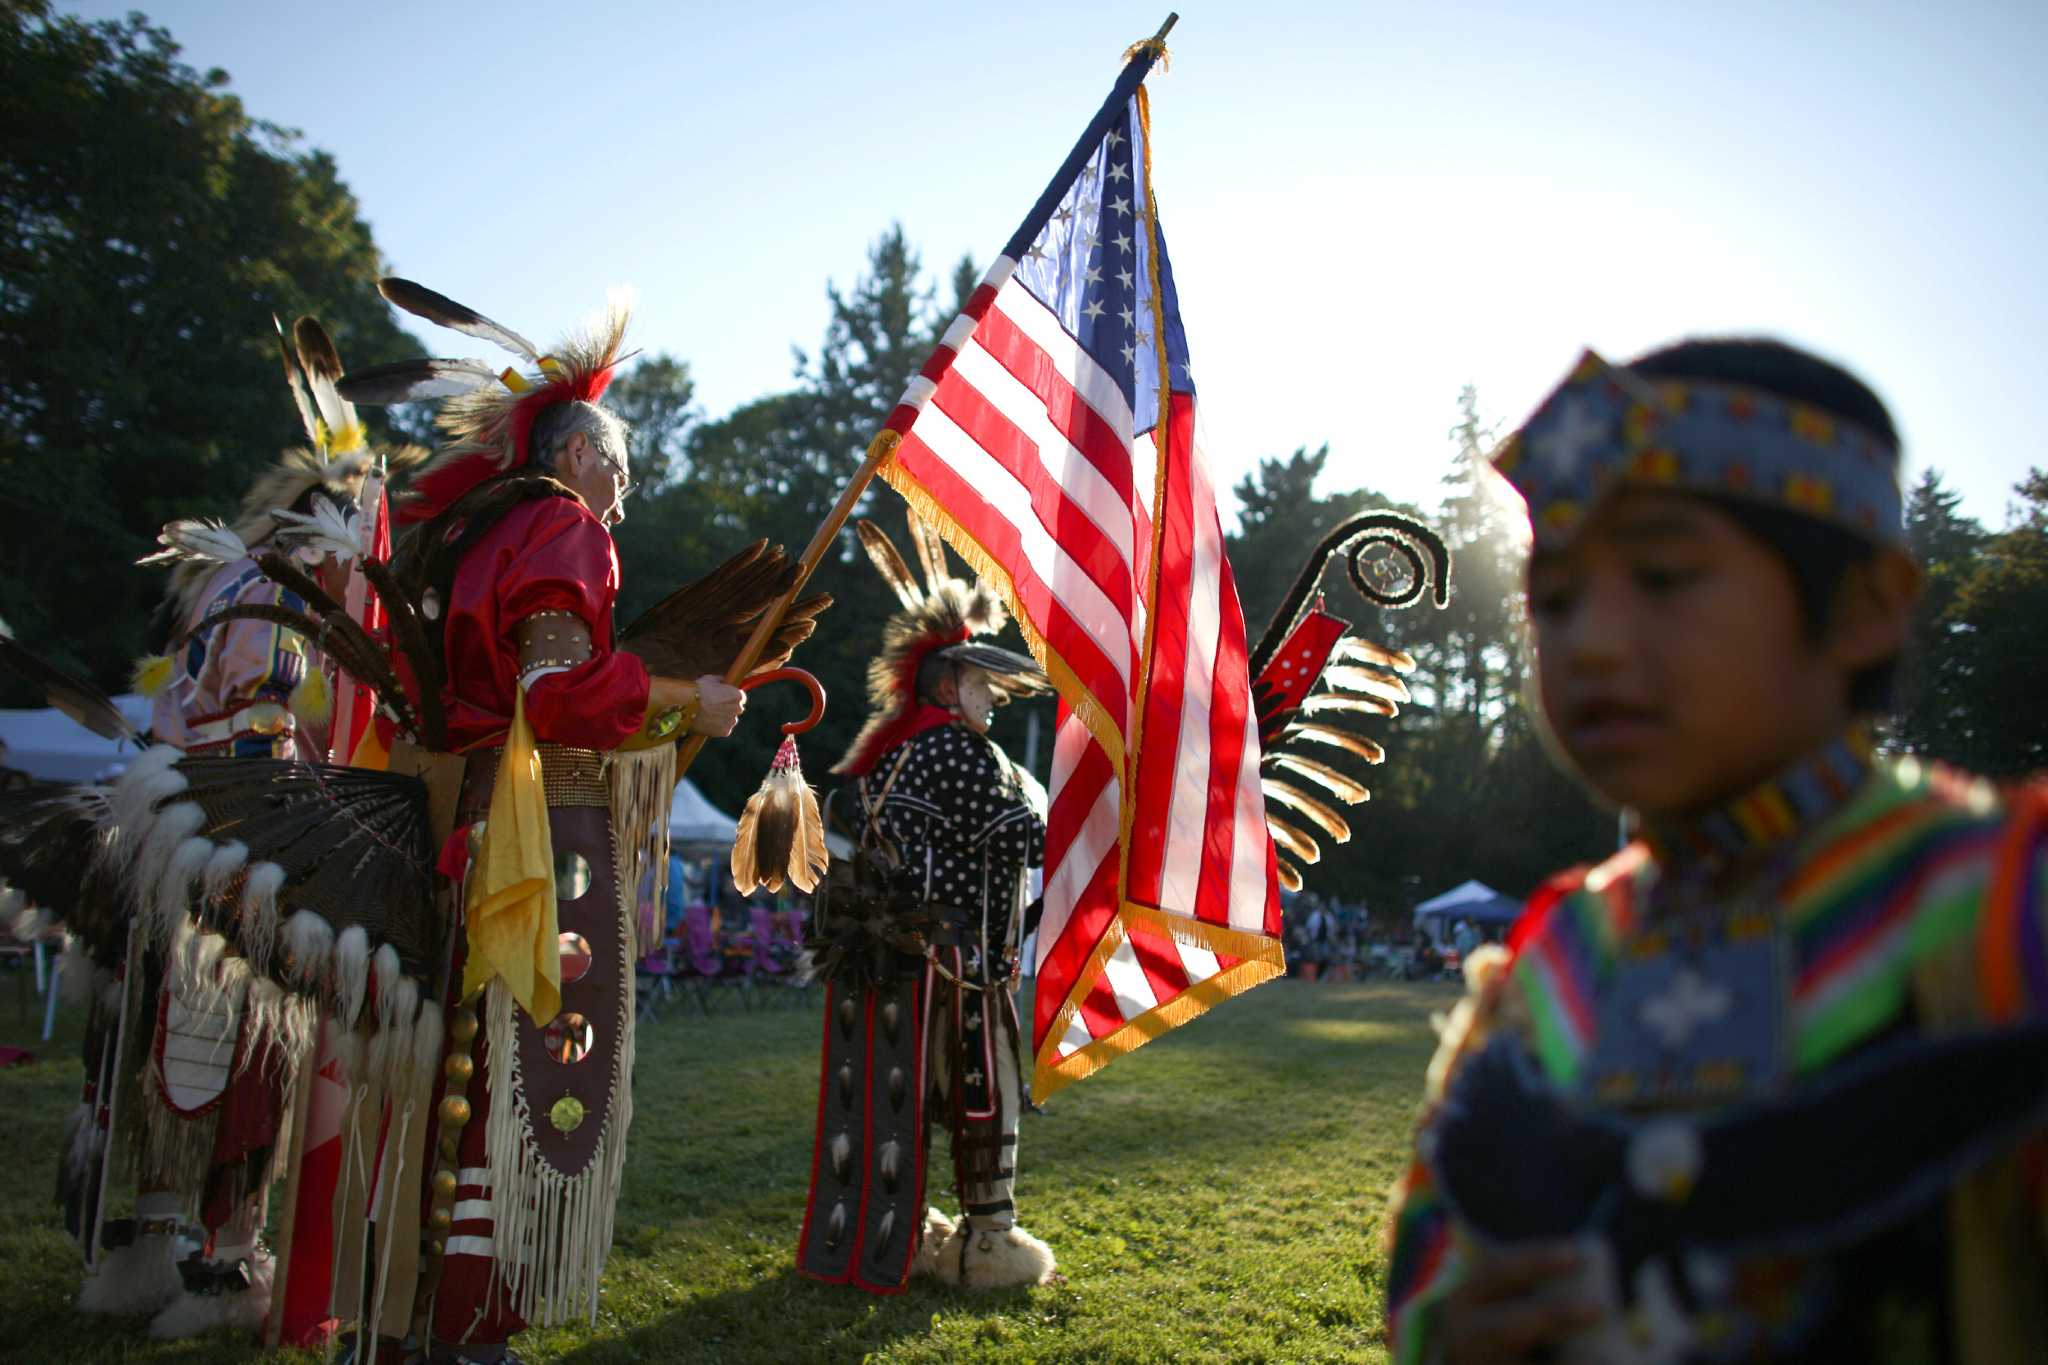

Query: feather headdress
834,507,1048,777
145,317,407,621
339,279,633,524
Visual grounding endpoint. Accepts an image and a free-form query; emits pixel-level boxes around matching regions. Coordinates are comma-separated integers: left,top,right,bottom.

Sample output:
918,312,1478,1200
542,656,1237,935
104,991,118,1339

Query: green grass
0,974,1454,1364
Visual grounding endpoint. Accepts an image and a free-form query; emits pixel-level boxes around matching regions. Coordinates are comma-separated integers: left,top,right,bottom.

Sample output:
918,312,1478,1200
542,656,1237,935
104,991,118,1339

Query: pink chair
678,903,745,1012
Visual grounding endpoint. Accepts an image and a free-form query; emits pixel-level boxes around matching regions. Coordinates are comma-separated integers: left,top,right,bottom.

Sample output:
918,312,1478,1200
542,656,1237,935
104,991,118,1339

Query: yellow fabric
346,721,390,771
460,688,561,1024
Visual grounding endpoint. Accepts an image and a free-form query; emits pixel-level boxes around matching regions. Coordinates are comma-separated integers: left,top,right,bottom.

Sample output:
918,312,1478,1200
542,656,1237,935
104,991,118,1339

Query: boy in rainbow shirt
1382,338,2048,1364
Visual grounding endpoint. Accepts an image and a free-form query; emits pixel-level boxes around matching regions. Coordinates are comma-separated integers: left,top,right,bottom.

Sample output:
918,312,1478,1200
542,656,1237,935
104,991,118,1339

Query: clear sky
68,1,2048,529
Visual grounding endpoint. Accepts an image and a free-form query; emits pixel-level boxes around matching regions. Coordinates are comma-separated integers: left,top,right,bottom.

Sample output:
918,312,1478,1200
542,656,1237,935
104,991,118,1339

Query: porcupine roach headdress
134,317,425,717
335,277,633,523
832,506,1049,780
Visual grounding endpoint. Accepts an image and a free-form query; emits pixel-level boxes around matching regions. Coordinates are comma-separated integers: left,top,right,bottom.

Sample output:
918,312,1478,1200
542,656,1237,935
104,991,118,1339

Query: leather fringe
607,745,675,956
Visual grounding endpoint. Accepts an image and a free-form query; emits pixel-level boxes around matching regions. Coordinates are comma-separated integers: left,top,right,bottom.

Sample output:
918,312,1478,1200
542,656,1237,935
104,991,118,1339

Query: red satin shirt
438,497,649,752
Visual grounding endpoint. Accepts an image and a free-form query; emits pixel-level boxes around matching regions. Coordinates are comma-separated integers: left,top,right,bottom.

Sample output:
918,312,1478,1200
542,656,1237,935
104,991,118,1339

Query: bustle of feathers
1255,623,1413,872
352,283,634,524
616,539,830,682
732,736,829,895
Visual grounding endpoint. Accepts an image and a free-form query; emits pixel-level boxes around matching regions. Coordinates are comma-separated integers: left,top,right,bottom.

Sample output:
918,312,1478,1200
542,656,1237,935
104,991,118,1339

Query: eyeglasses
595,445,638,502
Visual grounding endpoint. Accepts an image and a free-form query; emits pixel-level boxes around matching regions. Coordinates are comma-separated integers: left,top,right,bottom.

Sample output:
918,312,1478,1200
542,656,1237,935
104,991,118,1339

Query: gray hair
529,400,629,475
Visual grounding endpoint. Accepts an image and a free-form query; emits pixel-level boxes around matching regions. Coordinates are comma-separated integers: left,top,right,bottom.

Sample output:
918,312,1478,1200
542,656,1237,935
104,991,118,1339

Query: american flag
874,48,1282,1099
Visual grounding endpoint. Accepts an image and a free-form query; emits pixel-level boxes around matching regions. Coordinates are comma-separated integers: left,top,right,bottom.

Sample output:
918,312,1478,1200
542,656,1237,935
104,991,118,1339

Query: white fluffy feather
333,925,370,1028
281,910,335,989
136,518,248,567
270,497,363,562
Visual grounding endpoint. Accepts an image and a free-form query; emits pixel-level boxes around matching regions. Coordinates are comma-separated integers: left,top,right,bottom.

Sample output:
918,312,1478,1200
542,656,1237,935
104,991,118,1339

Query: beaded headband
1492,349,1903,552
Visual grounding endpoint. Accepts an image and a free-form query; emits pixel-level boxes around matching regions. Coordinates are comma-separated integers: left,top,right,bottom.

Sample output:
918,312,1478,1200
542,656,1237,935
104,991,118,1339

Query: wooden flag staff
670,10,1179,784
670,428,899,783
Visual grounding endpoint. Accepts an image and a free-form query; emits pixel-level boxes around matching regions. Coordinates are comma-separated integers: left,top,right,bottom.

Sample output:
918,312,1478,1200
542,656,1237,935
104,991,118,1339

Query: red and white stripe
881,257,1280,1097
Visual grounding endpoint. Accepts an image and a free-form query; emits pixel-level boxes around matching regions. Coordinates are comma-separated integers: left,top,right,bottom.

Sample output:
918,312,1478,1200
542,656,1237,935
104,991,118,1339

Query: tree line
3,3,2041,916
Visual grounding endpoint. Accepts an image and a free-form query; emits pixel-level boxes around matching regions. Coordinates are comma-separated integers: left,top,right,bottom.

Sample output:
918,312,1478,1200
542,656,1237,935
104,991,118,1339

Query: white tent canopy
1412,878,1522,933
0,694,151,782
668,778,738,851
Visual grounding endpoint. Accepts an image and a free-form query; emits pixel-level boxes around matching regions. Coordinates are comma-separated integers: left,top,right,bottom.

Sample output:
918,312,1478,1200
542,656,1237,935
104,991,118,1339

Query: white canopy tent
1412,878,1522,943
0,694,151,783
668,777,739,853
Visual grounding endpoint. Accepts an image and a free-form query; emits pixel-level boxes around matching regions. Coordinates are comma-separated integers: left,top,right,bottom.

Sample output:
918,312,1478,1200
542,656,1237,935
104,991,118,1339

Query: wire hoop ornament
1248,511,1451,677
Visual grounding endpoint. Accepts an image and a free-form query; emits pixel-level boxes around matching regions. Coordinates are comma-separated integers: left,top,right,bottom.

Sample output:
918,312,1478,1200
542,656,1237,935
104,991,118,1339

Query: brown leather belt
455,742,609,825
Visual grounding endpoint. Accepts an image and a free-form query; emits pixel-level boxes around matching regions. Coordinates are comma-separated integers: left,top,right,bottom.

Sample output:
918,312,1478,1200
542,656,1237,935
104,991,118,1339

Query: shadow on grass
555,1265,1041,1365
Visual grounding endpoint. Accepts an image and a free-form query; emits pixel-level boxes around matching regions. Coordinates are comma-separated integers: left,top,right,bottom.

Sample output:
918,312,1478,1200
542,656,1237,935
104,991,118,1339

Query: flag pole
670,12,1179,784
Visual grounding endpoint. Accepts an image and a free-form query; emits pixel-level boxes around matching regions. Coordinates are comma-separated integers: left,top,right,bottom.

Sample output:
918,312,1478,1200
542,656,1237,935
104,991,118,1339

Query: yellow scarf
460,689,561,1024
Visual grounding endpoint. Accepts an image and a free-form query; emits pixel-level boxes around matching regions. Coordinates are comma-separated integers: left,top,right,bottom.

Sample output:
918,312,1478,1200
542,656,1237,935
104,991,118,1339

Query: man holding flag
793,12,1292,1293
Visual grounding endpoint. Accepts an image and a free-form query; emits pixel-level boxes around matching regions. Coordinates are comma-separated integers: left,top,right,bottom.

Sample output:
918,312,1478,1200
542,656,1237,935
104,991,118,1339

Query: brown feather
788,752,829,894
617,540,832,681
1261,780,1352,843
1322,664,1411,706
731,738,830,894
377,277,541,362
1335,635,1417,673
857,520,922,610
1266,813,1321,866
0,636,137,742
337,357,500,405
1283,723,1386,765
1298,692,1397,719
1270,753,1371,805
293,316,344,383
1276,857,1304,894
904,506,949,596
273,316,319,447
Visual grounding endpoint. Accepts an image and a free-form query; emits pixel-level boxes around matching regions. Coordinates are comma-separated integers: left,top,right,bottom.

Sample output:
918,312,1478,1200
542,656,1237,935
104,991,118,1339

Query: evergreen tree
1891,469,1988,758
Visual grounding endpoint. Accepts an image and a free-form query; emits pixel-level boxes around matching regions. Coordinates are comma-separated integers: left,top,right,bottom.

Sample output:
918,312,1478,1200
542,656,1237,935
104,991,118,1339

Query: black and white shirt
864,723,1046,978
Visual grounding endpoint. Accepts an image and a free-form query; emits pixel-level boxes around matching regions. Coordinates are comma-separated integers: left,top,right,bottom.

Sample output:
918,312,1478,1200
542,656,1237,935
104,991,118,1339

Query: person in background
1449,917,1480,965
